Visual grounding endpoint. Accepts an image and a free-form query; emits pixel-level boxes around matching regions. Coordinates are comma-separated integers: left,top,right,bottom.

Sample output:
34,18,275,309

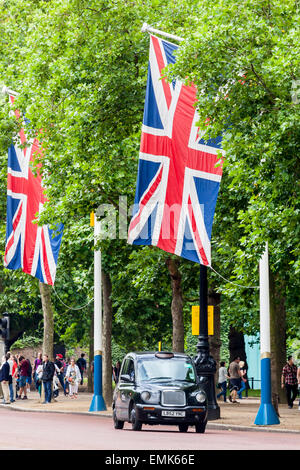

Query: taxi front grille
161,390,186,407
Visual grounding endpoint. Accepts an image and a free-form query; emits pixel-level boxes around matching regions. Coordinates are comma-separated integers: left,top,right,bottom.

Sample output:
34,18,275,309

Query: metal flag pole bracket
2,86,19,96
141,23,184,42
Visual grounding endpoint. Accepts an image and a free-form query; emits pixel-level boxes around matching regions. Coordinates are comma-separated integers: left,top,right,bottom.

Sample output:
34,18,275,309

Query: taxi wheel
178,424,189,432
130,405,142,431
113,409,124,429
195,420,207,433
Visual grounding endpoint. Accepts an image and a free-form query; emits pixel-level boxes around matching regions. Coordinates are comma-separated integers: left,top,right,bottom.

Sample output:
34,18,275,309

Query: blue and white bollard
254,242,279,425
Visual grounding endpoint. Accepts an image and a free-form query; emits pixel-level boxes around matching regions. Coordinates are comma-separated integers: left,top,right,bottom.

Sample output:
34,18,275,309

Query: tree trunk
229,326,246,364
208,289,221,384
166,257,184,353
39,281,54,360
270,272,286,404
102,270,113,407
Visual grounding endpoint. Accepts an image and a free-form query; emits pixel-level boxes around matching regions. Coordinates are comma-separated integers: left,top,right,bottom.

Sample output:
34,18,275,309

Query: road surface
1,407,299,450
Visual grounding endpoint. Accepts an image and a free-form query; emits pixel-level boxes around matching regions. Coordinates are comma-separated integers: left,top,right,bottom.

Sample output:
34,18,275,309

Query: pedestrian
217,361,228,402
0,354,11,404
281,355,298,409
55,354,67,395
53,363,61,399
65,358,81,399
76,353,87,386
6,352,15,403
228,356,242,403
12,355,18,401
33,353,43,390
64,357,70,395
41,354,55,404
25,358,32,394
35,363,43,397
113,361,121,384
237,361,248,400
18,356,30,400
297,365,300,411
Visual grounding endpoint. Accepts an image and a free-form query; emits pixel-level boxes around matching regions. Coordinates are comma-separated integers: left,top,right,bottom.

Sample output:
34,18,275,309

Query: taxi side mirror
120,374,134,383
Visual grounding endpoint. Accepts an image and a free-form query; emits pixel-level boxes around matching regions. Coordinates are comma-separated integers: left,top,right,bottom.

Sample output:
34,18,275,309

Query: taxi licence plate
162,410,186,417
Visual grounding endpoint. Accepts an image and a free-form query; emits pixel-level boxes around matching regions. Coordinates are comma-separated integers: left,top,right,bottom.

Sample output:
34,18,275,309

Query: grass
244,389,261,398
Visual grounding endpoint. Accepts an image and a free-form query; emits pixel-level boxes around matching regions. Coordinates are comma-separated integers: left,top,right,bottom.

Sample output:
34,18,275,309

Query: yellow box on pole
158,341,162,351
192,305,214,335
90,212,95,227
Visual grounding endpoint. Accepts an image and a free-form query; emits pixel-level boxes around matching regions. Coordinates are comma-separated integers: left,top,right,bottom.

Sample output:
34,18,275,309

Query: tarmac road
1,407,300,450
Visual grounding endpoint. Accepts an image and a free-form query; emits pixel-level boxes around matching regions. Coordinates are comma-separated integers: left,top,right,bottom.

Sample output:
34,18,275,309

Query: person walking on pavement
18,356,30,400
41,354,55,404
217,361,228,402
237,361,248,400
66,358,81,399
281,356,298,409
228,356,243,403
11,355,18,401
6,352,15,403
113,361,121,384
0,354,11,404
55,354,67,395
76,353,87,386
33,353,43,390
297,365,300,411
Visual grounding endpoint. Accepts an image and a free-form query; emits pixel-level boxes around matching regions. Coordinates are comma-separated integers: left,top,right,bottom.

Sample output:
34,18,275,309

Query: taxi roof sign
155,352,174,359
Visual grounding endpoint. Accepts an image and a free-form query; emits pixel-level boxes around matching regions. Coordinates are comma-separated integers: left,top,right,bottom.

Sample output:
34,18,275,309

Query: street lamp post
194,265,220,420
89,214,106,412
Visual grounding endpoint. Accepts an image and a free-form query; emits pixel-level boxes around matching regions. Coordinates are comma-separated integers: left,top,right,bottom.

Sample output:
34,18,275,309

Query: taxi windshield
137,357,196,383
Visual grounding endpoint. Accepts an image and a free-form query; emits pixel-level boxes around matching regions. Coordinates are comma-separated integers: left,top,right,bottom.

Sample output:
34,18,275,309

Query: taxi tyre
178,423,189,433
130,404,143,431
195,419,207,433
113,408,124,430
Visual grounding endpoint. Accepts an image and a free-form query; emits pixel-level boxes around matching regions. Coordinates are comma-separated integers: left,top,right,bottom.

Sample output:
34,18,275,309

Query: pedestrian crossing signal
0,315,9,340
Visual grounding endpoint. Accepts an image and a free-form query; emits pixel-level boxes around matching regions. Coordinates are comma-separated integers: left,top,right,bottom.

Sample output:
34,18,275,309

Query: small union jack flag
4,94,63,285
128,35,224,266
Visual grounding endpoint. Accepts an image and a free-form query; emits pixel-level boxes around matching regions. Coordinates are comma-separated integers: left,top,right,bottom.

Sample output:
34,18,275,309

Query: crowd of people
0,352,88,405
217,355,300,409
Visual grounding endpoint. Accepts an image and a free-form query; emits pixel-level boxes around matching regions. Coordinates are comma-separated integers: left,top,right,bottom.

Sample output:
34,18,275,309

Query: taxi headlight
141,391,151,402
141,391,160,404
195,391,206,403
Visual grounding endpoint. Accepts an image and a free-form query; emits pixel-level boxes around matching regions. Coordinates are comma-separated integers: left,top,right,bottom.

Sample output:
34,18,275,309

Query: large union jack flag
128,35,224,266
4,93,63,285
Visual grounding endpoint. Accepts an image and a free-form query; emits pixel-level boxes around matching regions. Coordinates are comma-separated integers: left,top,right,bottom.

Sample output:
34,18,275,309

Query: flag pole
254,242,279,425
141,23,184,42
89,212,106,412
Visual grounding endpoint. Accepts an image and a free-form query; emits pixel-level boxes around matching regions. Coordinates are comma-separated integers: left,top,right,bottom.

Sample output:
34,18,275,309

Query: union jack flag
128,35,224,266
4,93,63,285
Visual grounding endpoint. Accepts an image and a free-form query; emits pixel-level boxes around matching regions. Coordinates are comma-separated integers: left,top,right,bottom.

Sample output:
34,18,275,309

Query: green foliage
12,334,42,350
0,0,299,356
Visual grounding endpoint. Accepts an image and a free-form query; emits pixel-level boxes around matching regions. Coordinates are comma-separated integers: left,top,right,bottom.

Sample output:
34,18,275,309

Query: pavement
1,388,300,434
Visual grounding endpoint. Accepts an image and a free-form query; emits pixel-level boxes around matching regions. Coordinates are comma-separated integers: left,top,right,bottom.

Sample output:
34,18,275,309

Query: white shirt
218,366,228,383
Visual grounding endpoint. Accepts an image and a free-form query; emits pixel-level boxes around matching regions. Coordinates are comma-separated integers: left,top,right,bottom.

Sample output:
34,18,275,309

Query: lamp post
194,265,220,420
89,213,106,412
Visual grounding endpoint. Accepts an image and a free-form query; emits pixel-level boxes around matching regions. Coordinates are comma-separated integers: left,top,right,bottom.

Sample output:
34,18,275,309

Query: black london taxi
112,351,207,433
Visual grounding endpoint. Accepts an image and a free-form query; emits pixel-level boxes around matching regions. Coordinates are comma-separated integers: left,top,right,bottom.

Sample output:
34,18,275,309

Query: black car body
112,351,208,433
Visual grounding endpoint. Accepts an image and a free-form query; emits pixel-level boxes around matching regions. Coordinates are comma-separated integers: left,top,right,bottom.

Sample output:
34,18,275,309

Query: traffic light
0,314,9,341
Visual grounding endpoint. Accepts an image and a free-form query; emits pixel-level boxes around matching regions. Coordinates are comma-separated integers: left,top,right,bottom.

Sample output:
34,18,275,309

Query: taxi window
137,357,196,383
120,358,135,381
